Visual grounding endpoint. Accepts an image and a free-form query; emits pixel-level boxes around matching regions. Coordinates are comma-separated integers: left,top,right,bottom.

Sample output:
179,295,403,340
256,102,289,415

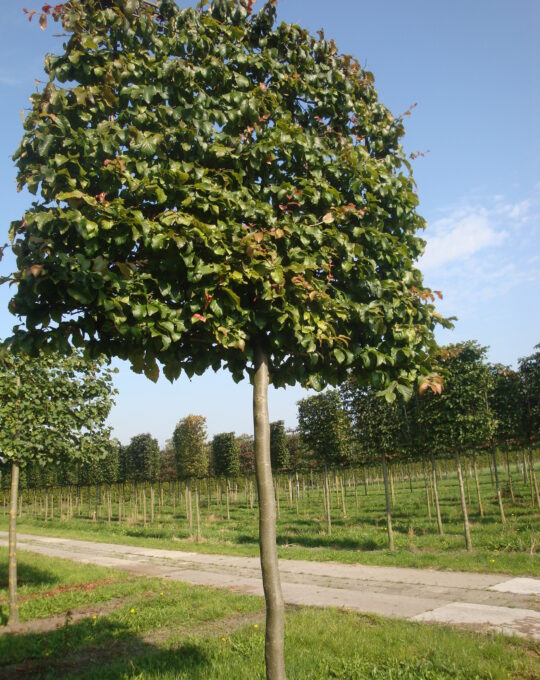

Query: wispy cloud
419,188,540,319
420,193,536,270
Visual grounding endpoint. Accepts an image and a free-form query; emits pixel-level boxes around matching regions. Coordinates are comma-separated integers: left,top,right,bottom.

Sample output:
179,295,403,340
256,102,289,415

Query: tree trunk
195,482,201,542
253,342,286,680
456,451,472,551
491,444,505,524
8,462,20,626
431,455,444,536
529,449,540,510
381,454,394,551
323,464,332,535
504,448,515,503
472,453,484,518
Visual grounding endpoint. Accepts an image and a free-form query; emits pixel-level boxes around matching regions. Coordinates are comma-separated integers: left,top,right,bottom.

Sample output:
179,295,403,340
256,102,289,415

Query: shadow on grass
235,533,381,552
0,617,209,679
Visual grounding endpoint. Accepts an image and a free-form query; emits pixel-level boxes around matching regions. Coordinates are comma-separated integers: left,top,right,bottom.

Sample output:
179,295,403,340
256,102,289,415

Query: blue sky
0,0,538,445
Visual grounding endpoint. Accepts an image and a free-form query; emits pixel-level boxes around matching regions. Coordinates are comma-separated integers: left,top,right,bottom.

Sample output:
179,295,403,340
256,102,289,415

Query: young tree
419,343,495,549
212,432,240,478
270,421,289,472
7,1,448,674
237,434,255,475
0,350,114,625
126,433,160,482
173,416,208,480
298,391,352,534
342,381,407,549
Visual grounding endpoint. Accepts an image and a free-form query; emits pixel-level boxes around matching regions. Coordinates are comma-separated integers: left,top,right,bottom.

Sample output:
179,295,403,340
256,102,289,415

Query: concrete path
1,532,539,640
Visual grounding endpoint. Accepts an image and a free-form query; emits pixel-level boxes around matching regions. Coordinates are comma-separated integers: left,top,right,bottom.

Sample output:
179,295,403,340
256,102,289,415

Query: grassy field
1,549,538,679
2,464,539,576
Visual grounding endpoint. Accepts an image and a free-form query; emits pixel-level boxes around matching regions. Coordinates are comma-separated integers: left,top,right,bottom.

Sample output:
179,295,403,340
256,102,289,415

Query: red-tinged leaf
204,291,212,311
434,290,443,300
39,12,47,30
28,264,43,277
96,192,107,203
192,313,207,323
42,4,52,13
259,82,267,92
24,9,37,21
253,232,264,243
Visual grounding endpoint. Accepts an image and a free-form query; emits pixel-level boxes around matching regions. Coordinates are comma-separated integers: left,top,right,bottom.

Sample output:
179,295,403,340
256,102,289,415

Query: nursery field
1,549,538,680
3,462,539,576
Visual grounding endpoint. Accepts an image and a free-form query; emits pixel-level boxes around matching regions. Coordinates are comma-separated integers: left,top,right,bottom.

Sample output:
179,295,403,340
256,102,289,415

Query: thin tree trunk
226,478,231,521
253,342,286,680
389,466,395,508
472,453,484,518
324,464,332,535
8,462,20,626
195,482,201,542
456,451,472,551
422,462,432,520
340,475,347,518
504,448,515,504
381,454,394,551
491,444,506,524
529,449,540,510
431,455,444,536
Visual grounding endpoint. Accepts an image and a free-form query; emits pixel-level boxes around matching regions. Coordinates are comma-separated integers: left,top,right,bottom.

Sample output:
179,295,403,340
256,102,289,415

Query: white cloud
420,210,507,269
420,194,535,270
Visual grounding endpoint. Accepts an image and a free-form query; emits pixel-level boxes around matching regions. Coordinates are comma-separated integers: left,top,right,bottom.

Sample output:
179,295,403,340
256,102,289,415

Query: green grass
1,550,538,679
2,465,539,576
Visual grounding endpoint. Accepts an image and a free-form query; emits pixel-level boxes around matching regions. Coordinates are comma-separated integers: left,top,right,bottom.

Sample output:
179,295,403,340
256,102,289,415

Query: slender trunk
253,342,286,680
381,454,394,551
195,482,201,542
226,478,231,521
150,485,155,523
472,454,484,518
529,449,540,510
522,450,528,485
324,464,332,535
340,475,347,518
389,466,395,509
491,444,505,524
422,462,432,520
456,451,472,551
505,448,515,504
8,462,20,626
431,455,444,536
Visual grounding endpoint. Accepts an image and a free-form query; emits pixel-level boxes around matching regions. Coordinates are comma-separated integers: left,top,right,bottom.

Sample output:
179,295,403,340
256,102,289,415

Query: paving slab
411,602,540,640
1,531,539,639
489,577,540,596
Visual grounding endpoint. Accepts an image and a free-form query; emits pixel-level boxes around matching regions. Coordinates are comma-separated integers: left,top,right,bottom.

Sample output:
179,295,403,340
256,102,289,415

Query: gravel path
2,532,539,639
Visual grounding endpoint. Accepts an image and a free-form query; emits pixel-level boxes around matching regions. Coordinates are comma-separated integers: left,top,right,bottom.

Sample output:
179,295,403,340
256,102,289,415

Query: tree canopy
8,0,446,398
0,349,115,469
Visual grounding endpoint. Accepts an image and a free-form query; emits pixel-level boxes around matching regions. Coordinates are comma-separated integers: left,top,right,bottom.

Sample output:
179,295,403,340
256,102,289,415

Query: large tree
7,1,447,675
0,349,114,625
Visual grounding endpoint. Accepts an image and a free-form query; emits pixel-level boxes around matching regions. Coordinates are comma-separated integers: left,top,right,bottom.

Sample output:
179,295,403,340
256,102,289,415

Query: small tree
270,421,289,472
212,432,240,478
8,1,449,674
342,381,407,549
126,433,160,483
0,350,114,624
237,434,255,475
297,390,352,534
173,416,208,480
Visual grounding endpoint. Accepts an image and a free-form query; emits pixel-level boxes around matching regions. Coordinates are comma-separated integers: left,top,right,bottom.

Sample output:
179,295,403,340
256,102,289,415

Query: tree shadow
0,617,210,679
0,561,60,592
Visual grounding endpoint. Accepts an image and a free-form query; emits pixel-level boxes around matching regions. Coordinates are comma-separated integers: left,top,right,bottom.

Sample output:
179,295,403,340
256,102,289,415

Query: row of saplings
3,340,539,554
4,445,538,550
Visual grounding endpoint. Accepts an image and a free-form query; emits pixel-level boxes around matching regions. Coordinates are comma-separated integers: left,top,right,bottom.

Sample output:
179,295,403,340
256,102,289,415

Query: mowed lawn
1,549,538,679
2,466,539,576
